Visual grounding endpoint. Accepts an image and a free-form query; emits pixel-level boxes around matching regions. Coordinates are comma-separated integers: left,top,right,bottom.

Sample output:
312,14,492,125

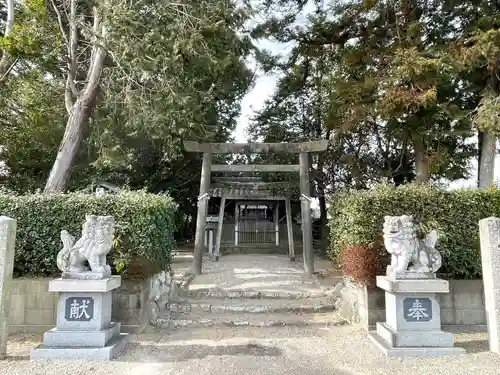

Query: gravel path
1,325,498,375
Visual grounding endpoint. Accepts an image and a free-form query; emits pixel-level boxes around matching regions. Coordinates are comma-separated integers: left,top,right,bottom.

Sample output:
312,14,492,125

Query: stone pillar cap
376,276,449,293
49,275,121,293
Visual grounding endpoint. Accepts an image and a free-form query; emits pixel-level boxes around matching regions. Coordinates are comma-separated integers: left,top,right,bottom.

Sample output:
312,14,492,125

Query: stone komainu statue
56,215,115,278
383,215,442,277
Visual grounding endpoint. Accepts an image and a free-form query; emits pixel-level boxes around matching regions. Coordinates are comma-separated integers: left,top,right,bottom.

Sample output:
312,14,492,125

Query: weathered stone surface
56,291,112,331
371,277,463,357
5,270,176,334
377,322,454,347
49,276,121,292
337,278,487,328
184,140,329,154
383,215,442,279
0,216,16,359
384,290,442,332
161,312,346,329
25,309,56,326
211,164,300,173
369,331,466,357
57,215,115,280
377,276,449,293
166,254,343,330
43,322,121,347
31,333,128,361
479,217,500,353
169,297,336,315
31,274,129,361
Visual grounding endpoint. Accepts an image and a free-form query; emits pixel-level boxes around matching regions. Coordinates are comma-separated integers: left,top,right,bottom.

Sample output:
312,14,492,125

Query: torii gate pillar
299,152,314,276
193,152,212,275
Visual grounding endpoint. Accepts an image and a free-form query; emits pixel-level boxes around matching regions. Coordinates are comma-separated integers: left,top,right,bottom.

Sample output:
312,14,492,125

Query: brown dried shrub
339,238,389,287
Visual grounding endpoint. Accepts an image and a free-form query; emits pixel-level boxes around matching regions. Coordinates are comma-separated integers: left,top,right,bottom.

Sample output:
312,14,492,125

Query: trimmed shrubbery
329,184,500,283
0,191,178,278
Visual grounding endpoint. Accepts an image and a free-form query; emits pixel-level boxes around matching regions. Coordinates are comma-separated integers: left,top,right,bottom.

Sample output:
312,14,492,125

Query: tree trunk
43,99,92,193
44,3,108,193
414,138,429,184
478,131,496,188
479,56,500,188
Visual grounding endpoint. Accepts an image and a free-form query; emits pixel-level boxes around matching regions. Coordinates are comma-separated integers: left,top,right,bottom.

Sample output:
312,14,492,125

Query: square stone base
43,323,121,347
30,333,129,361
368,331,466,357
376,322,454,347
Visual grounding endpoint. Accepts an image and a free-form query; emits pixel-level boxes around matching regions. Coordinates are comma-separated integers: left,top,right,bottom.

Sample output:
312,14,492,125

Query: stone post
285,199,295,261
208,230,214,258
214,196,226,261
0,216,16,359
234,203,239,246
479,217,500,353
274,202,279,246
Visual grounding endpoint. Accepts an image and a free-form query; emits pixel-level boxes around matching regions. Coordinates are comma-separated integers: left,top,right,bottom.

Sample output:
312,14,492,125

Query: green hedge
0,191,178,278
329,184,500,279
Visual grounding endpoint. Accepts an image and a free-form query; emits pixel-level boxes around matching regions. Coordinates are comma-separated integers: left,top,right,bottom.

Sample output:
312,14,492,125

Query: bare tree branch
64,77,74,113
68,0,80,97
0,57,18,84
85,5,103,85
49,0,70,47
50,0,77,113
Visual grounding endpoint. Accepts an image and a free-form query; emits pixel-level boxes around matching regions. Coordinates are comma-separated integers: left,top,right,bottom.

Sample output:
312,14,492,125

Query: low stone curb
168,301,336,314
159,316,347,329
182,288,332,300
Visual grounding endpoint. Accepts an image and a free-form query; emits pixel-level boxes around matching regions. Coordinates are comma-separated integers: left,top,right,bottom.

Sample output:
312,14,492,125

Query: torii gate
184,141,329,276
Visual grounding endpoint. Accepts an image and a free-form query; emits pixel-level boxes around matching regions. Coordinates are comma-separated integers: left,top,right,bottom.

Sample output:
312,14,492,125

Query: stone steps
168,296,336,315
157,311,346,329
166,255,344,332
181,287,334,300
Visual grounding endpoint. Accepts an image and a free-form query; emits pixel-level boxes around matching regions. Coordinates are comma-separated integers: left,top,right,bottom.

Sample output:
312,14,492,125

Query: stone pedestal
368,276,465,357
31,276,128,361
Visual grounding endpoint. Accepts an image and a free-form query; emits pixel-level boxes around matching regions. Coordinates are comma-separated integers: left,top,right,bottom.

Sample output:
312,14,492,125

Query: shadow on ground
119,342,282,362
145,326,330,341
4,355,30,361
456,339,490,354
117,342,355,375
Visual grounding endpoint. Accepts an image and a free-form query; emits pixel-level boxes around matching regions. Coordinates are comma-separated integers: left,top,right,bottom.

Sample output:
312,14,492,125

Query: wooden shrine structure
185,140,328,276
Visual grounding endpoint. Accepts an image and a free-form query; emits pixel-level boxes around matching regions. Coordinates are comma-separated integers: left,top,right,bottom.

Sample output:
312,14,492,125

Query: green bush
329,183,500,280
0,191,178,278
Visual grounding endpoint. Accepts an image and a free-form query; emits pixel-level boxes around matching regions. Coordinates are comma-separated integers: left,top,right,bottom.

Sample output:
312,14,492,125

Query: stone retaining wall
335,278,485,329
8,271,175,334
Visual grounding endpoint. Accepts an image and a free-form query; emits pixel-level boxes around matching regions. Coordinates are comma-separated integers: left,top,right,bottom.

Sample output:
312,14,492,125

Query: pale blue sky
233,0,314,142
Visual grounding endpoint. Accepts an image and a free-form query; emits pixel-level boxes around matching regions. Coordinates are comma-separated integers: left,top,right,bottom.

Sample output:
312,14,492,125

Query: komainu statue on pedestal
56,215,115,280
383,215,442,279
